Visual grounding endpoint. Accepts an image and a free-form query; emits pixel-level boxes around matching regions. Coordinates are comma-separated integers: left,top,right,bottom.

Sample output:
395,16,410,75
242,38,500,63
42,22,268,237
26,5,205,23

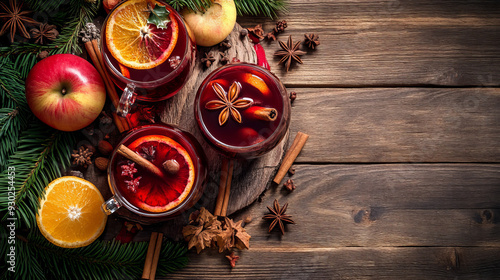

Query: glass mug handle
116,83,137,117
101,196,122,215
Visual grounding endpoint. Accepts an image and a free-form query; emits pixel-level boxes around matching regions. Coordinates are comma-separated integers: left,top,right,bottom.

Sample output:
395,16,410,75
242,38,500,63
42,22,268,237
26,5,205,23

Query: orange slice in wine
127,135,195,212
105,0,179,70
241,73,271,96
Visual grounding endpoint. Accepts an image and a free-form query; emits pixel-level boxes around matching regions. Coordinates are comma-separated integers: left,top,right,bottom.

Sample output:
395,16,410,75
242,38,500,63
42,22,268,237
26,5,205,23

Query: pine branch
0,57,31,172
166,0,287,18
235,0,287,18
0,230,188,280
0,124,76,229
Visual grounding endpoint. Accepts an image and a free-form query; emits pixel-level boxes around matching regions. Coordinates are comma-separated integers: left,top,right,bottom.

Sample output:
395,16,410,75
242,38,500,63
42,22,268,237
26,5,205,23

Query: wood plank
164,247,500,279
238,0,500,86
286,87,500,163
231,164,500,247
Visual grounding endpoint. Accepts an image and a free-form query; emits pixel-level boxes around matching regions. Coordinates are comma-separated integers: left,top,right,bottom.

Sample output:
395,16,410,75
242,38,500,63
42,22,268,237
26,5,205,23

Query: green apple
182,0,237,47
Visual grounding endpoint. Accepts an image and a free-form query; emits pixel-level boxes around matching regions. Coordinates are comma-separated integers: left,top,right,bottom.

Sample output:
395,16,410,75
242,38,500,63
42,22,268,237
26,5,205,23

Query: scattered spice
304,33,320,49
0,0,39,42
290,91,297,103
205,81,252,126
95,157,109,172
274,35,306,72
71,146,93,168
284,179,296,192
265,31,277,41
274,20,288,33
201,52,216,68
30,23,58,44
121,162,138,178
219,51,229,64
182,207,251,254
244,216,252,224
226,252,240,268
247,24,265,41
262,199,295,235
288,166,296,175
98,140,113,156
239,28,249,37
37,50,49,60
219,39,231,49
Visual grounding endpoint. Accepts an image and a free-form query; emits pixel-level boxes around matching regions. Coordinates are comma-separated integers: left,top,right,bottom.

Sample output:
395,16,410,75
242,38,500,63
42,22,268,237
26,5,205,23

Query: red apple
181,0,237,47
25,54,106,132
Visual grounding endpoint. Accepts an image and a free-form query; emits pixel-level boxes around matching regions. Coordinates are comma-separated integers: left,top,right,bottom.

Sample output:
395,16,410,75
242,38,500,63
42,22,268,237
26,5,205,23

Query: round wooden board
86,23,288,239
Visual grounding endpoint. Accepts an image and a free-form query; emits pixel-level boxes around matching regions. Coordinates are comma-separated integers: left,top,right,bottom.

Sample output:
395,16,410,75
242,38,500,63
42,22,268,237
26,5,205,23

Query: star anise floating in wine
262,199,295,235
0,0,39,43
274,35,306,72
205,81,253,126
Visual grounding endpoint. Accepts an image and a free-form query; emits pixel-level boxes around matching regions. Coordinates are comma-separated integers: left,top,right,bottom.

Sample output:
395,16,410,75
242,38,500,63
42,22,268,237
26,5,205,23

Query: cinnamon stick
84,41,130,132
117,144,165,179
273,132,309,184
214,158,234,216
245,106,278,121
149,232,163,280
142,232,158,279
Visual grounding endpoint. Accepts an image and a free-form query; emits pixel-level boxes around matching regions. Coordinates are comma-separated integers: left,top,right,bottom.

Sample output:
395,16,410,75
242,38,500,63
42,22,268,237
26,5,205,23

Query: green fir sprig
0,229,188,280
166,0,287,18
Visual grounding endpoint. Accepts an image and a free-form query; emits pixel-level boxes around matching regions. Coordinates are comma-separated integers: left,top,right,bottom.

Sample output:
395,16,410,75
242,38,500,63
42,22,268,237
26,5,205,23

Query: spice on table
265,31,277,41
98,140,113,156
284,179,296,192
273,132,309,184
240,28,249,37
0,0,39,43
226,251,240,268
219,39,232,49
247,24,265,41
290,91,297,103
219,51,230,64
201,52,216,68
30,23,58,44
71,146,93,168
262,199,295,235
304,33,320,49
142,231,163,280
274,20,288,33
274,35,307,72
216,217,251,252
95,157,109,172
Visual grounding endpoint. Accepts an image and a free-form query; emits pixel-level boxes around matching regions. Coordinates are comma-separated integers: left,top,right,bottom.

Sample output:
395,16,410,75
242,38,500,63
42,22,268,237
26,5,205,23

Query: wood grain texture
286,87,500,163
157,163,500,279
166,247,500,279
238,0,500,86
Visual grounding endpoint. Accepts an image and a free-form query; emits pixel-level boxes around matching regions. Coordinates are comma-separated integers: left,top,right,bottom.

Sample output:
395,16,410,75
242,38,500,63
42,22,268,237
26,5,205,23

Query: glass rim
107,124,205,218
195,62,290,156
100,1,191,88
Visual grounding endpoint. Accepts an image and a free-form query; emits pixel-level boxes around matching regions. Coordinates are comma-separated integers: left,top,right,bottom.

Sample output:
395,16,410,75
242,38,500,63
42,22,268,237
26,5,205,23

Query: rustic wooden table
156,0,500,278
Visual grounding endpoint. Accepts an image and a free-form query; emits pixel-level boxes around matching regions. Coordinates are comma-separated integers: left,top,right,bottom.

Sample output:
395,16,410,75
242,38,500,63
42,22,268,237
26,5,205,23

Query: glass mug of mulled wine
101,0,196,117
194,63,291,158
102,124,207,219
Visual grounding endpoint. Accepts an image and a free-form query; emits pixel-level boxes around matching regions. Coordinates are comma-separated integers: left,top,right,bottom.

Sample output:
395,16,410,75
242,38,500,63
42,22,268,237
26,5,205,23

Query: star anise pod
304,33,320,49
201,52,216,68
30,23,58,44
0,0,39,43
262,199,295,235
274,35,306,72
219,51,229,64
226,252,240,268
247,24,264,40
71,146,93,168
205,81,253,126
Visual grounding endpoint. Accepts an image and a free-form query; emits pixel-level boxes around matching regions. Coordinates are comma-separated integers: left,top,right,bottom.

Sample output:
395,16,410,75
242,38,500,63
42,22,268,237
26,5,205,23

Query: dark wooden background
157,0,500,278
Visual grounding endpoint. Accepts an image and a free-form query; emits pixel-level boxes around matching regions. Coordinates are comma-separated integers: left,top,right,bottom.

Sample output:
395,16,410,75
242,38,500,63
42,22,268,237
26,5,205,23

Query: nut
98,140,113,156
95,157,109,171
162,159,180,175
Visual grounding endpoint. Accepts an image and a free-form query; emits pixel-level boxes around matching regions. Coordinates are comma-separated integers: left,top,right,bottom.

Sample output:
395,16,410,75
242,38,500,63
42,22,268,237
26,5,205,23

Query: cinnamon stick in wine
245,106,278,121
116,144,165,179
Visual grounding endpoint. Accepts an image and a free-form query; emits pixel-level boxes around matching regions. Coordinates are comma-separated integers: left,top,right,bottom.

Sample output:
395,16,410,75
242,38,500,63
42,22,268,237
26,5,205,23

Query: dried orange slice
36,176,107,248
105,0,179,70
126,135,195,212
